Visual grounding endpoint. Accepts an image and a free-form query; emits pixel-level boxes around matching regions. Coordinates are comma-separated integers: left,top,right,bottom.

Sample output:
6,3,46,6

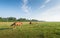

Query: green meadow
0,22,60,38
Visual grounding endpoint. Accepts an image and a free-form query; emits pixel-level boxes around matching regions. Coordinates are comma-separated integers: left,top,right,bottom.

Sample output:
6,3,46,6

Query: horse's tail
21,22,23,24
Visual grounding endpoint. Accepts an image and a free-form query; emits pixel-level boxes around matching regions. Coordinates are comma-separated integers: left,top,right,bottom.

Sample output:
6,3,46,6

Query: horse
29,21,32,24
11,22,23,28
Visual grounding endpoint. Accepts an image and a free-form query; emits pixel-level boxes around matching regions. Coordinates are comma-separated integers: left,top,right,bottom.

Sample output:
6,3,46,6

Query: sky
0,0,60,21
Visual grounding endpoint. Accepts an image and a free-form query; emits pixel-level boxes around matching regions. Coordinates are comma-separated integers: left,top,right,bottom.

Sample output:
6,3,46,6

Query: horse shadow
0,27,13,30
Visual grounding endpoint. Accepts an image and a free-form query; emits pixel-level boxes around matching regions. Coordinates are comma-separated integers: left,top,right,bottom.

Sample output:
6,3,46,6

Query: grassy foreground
0,22,60,38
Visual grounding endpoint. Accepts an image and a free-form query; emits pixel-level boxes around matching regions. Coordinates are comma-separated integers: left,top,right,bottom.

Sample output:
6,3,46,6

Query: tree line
0,17,40,22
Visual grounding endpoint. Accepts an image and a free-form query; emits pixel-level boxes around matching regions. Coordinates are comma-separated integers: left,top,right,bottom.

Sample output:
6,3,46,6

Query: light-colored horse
11,22,22,28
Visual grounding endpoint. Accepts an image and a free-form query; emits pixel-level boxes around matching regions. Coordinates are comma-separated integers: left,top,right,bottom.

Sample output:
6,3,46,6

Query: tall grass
0,22,60,38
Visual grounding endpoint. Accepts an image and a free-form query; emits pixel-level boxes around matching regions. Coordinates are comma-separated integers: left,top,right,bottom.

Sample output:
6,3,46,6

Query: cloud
45,0,51,3
40,0,51,8
40,5,45,8
21,0,31,14
38,5,60,21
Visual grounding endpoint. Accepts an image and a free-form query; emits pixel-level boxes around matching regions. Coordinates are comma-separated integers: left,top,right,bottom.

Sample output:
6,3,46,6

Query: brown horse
29,21,32,24
11,22,22,28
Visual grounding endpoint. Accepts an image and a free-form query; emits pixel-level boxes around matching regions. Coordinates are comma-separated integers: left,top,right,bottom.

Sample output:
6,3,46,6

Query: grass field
0,22,60,38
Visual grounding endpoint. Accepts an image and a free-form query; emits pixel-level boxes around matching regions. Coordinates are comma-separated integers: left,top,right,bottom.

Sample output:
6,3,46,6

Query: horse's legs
14,25,15,28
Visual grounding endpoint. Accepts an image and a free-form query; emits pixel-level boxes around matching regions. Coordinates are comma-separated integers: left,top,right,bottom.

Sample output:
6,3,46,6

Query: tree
17,18,27,22
31,19,38,22
0,17,42,22
7,17,16,22
0,17,3,22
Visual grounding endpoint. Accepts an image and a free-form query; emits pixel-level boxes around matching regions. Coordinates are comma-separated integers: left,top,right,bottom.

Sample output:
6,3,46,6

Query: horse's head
11,23,15,26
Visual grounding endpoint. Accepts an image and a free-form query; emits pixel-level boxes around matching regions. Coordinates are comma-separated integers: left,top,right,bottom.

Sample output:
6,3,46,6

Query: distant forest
0,17,44,22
